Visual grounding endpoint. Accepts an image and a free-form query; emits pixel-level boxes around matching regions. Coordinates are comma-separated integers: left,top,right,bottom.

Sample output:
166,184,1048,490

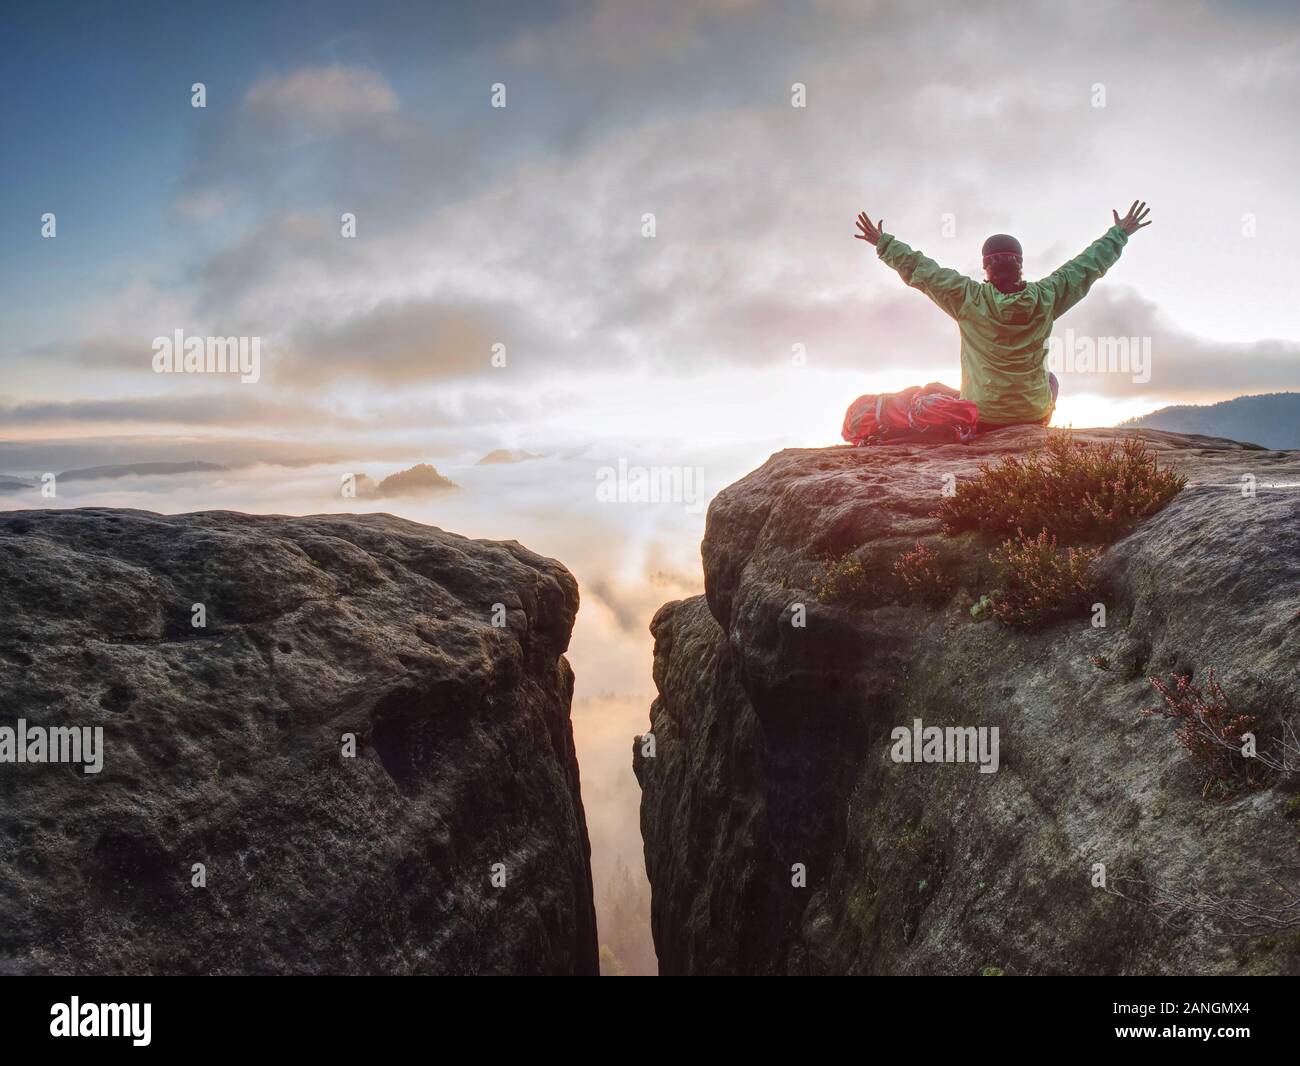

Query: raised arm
855,211,974,318
1044,200,1151,319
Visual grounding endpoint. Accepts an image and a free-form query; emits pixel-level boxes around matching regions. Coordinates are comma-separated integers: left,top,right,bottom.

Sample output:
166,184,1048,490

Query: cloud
0,393,364,430
506,0,764,71
11,0,1300,448
160,4,1294,400
190,211,359,319
1053,287,1300,401
244,64,398,140
172,188,231,222
0,436,351,476
282,296,553,384
174,63,431,233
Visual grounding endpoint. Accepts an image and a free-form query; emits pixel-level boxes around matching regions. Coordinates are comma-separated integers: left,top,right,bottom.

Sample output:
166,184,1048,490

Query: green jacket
875,225,1128,424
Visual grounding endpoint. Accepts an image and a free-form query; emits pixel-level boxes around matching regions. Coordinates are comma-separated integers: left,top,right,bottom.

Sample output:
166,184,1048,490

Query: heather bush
813,553,874,605
987,530,1100,627
937,433,1186,544
893,541,954,606
1141,669,1266,799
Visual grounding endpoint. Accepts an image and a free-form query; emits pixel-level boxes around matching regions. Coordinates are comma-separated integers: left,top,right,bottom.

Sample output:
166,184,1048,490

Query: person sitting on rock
853,201,1152,431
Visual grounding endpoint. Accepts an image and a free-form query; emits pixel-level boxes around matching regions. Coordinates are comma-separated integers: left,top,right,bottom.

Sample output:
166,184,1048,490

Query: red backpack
841,382,980,446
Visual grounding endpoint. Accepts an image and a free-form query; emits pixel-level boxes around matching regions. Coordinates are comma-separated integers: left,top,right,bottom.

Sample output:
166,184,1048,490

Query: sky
4,0,1300,969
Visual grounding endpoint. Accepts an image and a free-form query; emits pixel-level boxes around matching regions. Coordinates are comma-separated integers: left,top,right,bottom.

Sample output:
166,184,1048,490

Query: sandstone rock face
636,428,1300,975
0,508,596,975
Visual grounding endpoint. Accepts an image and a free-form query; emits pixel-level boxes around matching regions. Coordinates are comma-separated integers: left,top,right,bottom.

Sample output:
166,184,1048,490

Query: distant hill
1122,393,1300,449
376,463,458,497
57,460,226,483
0,461,224,493
0,475,36,494
477,449,542,465
339,463,459,500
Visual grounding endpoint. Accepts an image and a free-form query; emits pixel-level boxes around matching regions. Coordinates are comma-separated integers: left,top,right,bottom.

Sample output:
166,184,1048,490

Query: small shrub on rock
1141,669,1265,799
988,530,1100,627
813,553,874,605
938,434,1185,544
893,542,955,607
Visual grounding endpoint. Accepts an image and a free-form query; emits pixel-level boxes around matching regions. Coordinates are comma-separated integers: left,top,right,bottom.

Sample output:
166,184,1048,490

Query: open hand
1113,200,1152,236
854,212,884,246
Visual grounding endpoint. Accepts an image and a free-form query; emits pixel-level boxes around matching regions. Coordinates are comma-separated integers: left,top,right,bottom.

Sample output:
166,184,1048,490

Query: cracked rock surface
0,508,596,975
637,428,1300,975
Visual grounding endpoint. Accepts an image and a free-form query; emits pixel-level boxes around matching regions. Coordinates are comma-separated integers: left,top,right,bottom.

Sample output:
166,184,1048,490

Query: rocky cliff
0,508,597,975
636,428,1300,975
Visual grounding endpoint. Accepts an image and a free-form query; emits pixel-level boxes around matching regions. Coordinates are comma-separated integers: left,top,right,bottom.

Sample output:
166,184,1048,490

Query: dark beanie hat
981,233,1023,259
